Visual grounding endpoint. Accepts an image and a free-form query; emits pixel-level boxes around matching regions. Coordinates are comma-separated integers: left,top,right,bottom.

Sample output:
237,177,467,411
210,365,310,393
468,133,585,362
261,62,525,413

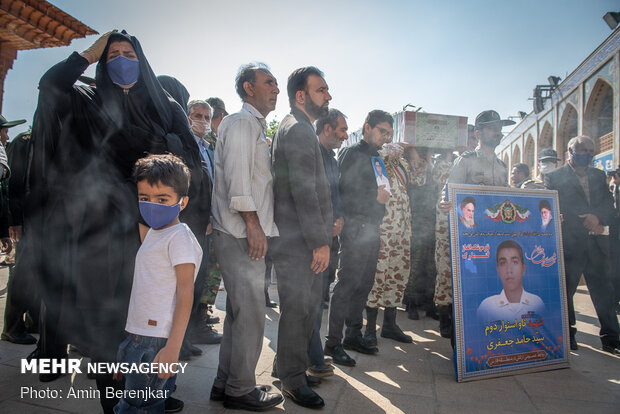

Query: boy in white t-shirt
114,154,202,414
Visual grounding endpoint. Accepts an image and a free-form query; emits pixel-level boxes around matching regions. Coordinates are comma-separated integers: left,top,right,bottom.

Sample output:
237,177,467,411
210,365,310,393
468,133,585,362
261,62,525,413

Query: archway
584,78,614,155
557,103,578,163
523,135,535,172
511,145,521,171
539,121,553,156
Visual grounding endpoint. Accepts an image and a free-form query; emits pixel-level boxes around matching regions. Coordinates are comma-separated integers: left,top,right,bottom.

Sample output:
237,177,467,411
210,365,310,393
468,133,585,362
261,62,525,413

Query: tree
266,118,279,140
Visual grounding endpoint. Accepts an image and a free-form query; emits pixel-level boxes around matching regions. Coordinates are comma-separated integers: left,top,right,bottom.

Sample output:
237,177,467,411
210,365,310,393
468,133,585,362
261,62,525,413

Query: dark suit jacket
544,164,614,257
271,108,333,257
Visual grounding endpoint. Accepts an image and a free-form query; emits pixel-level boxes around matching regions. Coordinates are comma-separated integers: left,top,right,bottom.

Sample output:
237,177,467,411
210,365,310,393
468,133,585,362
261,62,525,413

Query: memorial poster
447,184,569,382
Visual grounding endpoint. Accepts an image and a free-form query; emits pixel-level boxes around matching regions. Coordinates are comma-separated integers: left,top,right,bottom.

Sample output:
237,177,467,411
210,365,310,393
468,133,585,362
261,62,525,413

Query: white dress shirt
211,102,279,238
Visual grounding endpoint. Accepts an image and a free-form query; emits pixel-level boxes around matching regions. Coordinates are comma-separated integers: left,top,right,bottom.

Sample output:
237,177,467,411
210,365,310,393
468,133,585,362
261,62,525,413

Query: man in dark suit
271,66,333,409
544,135,620,354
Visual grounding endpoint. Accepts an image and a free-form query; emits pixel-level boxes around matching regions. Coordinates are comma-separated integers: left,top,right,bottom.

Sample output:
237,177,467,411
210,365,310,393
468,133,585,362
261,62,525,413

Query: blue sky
2,0,618,138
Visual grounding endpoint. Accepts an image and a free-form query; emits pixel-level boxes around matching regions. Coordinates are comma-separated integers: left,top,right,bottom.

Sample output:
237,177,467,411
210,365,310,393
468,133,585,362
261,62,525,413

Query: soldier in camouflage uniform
365,143,425,345
434,112,512,340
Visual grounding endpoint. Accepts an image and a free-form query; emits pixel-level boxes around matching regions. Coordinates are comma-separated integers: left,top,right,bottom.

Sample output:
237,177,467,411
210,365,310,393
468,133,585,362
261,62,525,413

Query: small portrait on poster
372,156,391,194
447,184,569,382
539,200,553,231
458,196,477,229
476,240,545,322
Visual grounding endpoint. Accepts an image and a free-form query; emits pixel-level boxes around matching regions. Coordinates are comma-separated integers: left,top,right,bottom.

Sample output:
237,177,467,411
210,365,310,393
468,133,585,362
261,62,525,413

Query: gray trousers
326,217,381,347
212,230,266,397
274,253,322,389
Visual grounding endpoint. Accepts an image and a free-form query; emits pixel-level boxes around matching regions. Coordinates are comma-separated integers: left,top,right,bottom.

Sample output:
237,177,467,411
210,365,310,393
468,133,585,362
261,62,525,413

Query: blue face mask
107,55,140,88
572,152,593,168
139,200,182,229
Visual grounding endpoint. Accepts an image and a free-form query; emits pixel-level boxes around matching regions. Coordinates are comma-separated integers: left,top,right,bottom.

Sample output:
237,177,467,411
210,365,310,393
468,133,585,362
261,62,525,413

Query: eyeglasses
376,126,393,139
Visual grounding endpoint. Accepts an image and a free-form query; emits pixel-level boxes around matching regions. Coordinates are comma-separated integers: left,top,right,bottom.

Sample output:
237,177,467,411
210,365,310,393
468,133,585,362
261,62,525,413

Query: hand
311,245,330,274
206,222,212,236
81,30,118,64
246,220,267,260
438,197,452,213
0,238,11,254
592,224,605,235
377,185,390,204
578,214,600,232
152,345,179,380
332,217,344,237
9,225,21,242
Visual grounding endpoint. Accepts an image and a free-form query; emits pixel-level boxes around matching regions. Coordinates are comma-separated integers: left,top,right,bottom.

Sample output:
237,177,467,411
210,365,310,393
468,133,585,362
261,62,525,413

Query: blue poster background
448,185,569,381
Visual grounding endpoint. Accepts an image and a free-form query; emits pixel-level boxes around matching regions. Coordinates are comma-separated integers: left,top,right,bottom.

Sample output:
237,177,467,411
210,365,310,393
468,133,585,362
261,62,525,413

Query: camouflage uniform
368,155,425,308
434,149,508,306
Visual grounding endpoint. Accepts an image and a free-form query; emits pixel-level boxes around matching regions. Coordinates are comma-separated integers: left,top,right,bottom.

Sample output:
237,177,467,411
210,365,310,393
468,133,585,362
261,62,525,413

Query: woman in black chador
26,30,209,411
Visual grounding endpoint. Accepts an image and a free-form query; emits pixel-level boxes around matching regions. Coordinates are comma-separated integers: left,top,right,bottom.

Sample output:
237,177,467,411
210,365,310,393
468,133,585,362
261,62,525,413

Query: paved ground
0,265,619,413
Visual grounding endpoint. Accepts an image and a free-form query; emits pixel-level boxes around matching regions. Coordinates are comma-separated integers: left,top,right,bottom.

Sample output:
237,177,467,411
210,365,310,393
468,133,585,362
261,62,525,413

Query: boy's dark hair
460,196,476,210
287,66,324,107
496,240,524,264
363,110,393,137
539,199,551,212
133,153,191,197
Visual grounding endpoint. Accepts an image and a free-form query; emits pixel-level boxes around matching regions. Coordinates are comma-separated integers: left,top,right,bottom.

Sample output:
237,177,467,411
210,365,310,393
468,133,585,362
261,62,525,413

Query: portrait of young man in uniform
477,240,545,322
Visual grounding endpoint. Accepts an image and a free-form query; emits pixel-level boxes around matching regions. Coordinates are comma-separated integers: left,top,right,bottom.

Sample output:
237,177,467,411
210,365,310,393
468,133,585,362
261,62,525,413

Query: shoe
210,384,272,402
191,325,222,344
324,344,356,366
381,326,413,343
1,332,37,345
602,343,620,355
282,385,324,409
307,364,334,378
306,374,321,387
206,305,220,324
407,304,420,320
570,335,578,351
187,342,202,356
363,331,378,348
438,305,452,339
205,314,220,324
223,388,283,411
426,308,439,320
343,335,378,354
266,300,278,308
164,396,184,413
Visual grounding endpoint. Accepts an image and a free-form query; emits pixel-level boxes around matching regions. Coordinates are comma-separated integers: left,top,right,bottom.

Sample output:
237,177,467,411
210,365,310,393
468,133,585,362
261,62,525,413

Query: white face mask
190,119,211,138
539,162,556,175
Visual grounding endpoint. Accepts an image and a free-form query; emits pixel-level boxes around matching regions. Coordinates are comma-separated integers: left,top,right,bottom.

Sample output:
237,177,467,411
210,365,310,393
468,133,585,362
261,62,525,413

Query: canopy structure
0,0,97,111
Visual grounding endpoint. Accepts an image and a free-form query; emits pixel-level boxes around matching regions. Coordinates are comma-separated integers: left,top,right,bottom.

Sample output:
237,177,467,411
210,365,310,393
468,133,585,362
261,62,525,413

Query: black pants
565,236,620,345
2,241,39,336
326,217,380,346
274,253,322,389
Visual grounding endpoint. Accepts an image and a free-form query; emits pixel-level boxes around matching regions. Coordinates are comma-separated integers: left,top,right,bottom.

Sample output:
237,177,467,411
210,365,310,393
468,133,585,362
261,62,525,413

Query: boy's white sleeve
168,227,203,277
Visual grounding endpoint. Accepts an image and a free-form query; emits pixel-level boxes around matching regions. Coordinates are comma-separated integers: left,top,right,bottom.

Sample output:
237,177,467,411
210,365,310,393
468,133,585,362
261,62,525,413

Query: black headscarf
26,30,207,362
157,74,190,114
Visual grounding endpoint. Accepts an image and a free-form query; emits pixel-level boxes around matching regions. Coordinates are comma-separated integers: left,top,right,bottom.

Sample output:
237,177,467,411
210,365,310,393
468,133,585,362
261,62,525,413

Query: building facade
496,26,619,176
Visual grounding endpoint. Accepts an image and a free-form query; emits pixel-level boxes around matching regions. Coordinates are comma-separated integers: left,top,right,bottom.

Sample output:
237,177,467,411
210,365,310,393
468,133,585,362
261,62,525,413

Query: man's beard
461,216,475,228
542,216,552,227
305,95,327,119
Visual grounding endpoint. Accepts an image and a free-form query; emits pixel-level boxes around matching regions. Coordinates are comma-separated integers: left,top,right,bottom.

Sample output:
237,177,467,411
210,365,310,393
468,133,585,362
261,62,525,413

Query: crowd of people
0,29,619,413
